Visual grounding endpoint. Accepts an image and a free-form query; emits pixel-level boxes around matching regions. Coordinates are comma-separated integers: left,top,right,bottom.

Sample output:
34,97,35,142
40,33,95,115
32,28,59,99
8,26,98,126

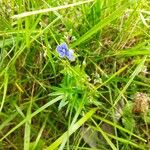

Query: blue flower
56,43,75,61
56,43,68,58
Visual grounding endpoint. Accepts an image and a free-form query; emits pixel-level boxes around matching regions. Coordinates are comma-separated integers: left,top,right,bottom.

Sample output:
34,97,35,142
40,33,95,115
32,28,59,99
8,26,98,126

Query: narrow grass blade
91,125,145,150
0,113,17,131
0,96,63,142
139,12,149,28
96,65,128,90
1,17,60,77
31,117,47,150
113,56,147,107
11,0,94,19
94,115,146,142
0,72,8,112
116,47,150,57
106,133,145,150
91,118,117,150
24,97,32,150
71,4,128,48
45,108,97,150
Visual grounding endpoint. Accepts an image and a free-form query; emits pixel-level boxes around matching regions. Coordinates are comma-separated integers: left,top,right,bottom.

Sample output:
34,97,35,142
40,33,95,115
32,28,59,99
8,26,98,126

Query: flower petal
66,49,75,61
60,43,68,50
56,43,68,57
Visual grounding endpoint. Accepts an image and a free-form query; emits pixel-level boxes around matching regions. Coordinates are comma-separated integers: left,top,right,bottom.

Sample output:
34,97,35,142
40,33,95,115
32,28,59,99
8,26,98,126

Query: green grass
0,0,150,149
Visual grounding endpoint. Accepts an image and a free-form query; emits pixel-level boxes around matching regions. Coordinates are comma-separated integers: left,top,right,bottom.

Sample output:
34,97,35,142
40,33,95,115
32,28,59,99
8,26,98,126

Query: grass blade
11,0,94,19
71,4,128,48
0,96,63,142
0,72,8,113
45,108,97,150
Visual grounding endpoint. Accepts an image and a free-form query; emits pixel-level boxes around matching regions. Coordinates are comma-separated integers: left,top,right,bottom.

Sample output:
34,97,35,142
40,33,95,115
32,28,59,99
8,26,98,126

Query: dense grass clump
0,0,150,149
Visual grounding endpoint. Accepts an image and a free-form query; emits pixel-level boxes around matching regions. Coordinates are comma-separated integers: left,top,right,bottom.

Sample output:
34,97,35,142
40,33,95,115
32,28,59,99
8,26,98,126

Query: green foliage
29,140,45,150
0,0,150,149
51,62,98,115
122,102,135,132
